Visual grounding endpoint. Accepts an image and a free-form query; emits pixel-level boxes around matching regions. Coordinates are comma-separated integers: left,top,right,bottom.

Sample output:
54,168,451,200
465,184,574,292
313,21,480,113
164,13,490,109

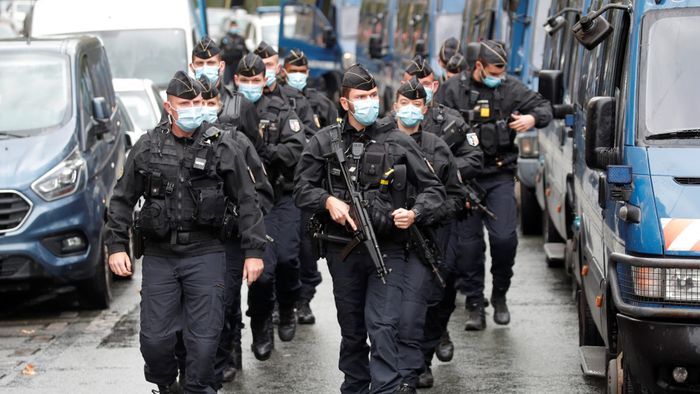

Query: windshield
644,12,700,136
87,29,188,88
117,91,158,131
0,52,70,135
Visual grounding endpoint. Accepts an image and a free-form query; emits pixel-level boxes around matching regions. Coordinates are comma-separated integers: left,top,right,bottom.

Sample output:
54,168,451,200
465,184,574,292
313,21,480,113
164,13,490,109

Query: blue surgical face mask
265,69,277,87
228,28,240,35
195,65,220,85
201,106,218,124
287,72,307,91
424,86,434,104
481,70,505,89
396,104,424,128
174,106,203,132
350,98,380,126
239,83,264,103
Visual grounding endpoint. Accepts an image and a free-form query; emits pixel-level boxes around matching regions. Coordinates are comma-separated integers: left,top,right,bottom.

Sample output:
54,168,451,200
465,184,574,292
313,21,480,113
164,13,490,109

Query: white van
31,0,203,92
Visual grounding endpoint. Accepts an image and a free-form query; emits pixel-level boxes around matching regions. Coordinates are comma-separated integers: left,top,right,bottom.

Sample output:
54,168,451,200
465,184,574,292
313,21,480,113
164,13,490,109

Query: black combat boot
278,306,297,342
251,316,274,361
464,300,486,331
394,383,417,393
296,300,316,325
152,382,181,394
435,330,454,362
223,328,243,382
417,367,434,388
491,291,511,325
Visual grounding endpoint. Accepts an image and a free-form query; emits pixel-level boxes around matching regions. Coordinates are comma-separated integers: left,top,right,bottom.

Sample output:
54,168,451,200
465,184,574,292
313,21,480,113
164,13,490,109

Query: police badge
289,119,301,132
466,132,480,146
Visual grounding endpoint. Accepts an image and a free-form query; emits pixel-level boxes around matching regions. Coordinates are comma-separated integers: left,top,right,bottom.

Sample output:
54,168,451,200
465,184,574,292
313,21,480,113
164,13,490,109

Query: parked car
113,78,163,145
0,36,125,309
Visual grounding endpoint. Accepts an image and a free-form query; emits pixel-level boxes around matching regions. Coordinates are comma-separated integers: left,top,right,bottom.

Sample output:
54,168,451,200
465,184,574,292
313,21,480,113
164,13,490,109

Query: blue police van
355,0,467,113
559,1,700,392
532,0,582,269
0,36,125,309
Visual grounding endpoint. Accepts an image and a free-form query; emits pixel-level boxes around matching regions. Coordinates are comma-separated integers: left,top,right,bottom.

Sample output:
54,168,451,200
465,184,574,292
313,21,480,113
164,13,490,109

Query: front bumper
0,189,102,282
610,252,700,392
618,315,700,393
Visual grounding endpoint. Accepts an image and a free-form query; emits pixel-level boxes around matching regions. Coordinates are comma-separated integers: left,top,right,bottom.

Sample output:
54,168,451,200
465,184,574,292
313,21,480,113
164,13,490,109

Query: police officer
254,41,318,136
198,76,274,385
389,77,468,393
235,53,306,360
444,53,466,80
281,48,340,324
437,40,552,330
294,64,446,394
105,71,266,394
220,20,248,85
437,37,460,82
400,56,478,387
282,48,339,129
189,37,261,151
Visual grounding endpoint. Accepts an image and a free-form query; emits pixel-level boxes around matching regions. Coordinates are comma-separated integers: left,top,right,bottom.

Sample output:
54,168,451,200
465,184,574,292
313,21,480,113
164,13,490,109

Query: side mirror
553,104,574,120
538,70,563,105
544,16,567,35
92,97,110,122
585,96,616,169
572,3,631,50
322,26,337,48
414,39,427,57
91,97,111,137
369,34,383,59
465,42,480,70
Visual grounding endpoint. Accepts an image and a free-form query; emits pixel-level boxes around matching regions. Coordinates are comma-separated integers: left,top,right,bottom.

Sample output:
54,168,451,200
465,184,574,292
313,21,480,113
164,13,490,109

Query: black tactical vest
135,124,231,240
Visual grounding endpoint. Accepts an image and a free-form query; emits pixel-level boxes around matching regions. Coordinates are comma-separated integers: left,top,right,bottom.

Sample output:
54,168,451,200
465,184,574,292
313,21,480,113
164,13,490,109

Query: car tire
520,182,542,235
76,232,112,310
577,289,604,346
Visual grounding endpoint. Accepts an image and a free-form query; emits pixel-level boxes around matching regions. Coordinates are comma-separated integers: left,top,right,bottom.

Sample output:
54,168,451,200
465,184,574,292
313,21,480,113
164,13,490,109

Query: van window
463,0,495,42
282,4,334,47
0,52,70,135
642,10,700,136
90,47,116,110
79,56,98,146
83,29,188,88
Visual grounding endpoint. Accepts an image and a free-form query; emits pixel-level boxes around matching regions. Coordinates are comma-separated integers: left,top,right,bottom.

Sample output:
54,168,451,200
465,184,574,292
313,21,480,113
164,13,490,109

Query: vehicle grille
617,263,700,307
674,177,700,185
0,191,31,233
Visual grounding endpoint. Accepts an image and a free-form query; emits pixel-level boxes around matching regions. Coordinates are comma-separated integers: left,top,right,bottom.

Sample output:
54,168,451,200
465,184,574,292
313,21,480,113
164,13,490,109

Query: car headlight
630,266,700,302
31,149,87,201
666,268,700,302
517,134,539,158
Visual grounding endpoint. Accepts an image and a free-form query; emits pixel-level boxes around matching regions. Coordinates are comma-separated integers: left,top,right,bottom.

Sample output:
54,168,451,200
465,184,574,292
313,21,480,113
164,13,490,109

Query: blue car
0,36,125,309
565,1,700,392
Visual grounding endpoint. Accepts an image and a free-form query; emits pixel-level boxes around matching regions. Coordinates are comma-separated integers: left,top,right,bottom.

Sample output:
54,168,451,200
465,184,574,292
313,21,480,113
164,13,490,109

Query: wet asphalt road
0,233,605,394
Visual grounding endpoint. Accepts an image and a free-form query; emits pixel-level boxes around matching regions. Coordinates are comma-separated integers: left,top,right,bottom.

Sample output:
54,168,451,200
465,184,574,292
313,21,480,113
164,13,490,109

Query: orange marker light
595,295,603,308
581,265,589,276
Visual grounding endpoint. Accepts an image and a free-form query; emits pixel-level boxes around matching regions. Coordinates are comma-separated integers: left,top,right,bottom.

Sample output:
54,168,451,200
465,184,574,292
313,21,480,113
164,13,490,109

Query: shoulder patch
466,132,479,147
289,118,301,132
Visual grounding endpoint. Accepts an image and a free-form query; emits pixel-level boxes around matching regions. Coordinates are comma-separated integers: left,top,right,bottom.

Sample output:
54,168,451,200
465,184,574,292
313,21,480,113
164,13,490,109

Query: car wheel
520,182,542,235
76,231,112,309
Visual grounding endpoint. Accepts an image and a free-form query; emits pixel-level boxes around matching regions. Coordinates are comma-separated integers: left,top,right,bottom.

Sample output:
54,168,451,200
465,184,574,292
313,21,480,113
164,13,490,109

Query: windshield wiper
647,129,700,140
0,131,26,139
